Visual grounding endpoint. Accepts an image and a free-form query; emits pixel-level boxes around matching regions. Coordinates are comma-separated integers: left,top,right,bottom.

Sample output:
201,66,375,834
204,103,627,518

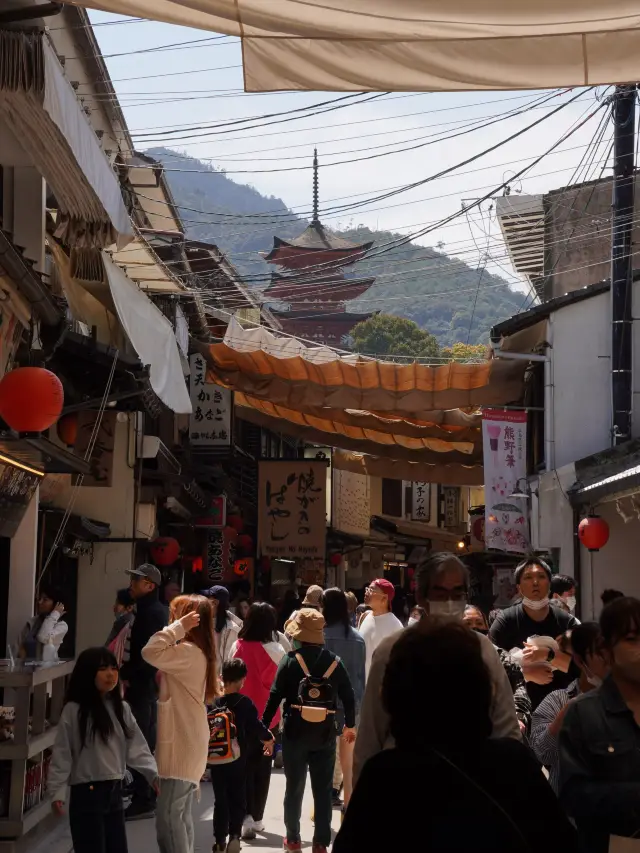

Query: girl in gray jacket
48,647,158,853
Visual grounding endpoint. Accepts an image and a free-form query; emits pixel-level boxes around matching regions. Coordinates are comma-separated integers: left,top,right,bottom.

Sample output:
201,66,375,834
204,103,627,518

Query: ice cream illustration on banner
487,423,501,465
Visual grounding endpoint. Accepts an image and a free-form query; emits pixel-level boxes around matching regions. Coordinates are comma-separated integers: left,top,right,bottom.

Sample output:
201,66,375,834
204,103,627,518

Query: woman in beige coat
142,594,217,853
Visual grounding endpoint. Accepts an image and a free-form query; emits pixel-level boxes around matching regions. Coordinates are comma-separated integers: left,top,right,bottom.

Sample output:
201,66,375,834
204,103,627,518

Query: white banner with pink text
482,410,529,554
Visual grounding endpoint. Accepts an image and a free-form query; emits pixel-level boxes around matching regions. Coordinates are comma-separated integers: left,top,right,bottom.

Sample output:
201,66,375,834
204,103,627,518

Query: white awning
0,30,133,247
102,254,192,413
70,1,640,91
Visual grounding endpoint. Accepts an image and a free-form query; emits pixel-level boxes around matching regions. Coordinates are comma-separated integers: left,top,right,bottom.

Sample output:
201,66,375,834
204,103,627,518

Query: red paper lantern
329,553,342,566
150,537,180,566
237,534,253,555
578,514,610,552
191,557,203,574
234,558,253,577
0,367,64,433
57,413,78,446
227,514,244,534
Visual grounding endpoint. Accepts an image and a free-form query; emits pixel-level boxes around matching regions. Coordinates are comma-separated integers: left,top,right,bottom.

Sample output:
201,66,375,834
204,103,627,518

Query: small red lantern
234,557,253,577
0,367,64,433
227,514,244,534
237,534,253,555
150,537,180,566
329,553,342,566
578,514,610,552
191,557,203,574
57,412,78,446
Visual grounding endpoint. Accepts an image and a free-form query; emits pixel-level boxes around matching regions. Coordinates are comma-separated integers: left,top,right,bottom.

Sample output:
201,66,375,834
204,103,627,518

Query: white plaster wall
7,489,39,652
580,499,640,619
46,418,138,652
551,293,611,469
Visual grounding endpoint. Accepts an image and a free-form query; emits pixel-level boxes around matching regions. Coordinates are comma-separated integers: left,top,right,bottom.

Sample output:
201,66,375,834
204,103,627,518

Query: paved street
126,767,341,852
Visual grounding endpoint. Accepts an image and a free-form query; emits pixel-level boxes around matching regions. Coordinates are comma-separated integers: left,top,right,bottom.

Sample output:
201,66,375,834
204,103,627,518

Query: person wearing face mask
358,579,403,679
489,559,577,711
530,622,607,796
550,575,579,618
559,597,640,853
353,553,521,785
464,605,532,735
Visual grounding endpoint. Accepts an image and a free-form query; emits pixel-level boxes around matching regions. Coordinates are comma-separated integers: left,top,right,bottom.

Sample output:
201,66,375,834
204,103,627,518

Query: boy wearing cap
263,608,356,853
121,563,168,820
359,578,403,679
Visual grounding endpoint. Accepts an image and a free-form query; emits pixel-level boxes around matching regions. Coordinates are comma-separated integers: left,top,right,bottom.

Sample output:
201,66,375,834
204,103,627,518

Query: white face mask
429,600,467,619
522,596,550,611
565,595,577,613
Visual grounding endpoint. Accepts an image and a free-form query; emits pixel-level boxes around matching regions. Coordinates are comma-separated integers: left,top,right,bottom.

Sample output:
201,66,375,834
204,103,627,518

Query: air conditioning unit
140,436,181,475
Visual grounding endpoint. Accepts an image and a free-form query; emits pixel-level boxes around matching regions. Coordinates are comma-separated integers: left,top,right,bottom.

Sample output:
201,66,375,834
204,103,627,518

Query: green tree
441,342,488,362
351,314,440,359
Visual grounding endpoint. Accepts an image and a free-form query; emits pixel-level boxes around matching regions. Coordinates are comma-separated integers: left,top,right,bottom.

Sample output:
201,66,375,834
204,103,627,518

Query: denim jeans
282,734,336,847
156,778,197,853
69,780,128,853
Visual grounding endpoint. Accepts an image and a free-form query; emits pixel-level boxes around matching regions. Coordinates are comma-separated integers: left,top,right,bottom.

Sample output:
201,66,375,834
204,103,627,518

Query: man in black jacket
121,563,167,820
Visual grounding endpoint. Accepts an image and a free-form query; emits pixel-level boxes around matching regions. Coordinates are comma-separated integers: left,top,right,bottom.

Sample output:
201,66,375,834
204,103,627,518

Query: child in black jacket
211,659,274,853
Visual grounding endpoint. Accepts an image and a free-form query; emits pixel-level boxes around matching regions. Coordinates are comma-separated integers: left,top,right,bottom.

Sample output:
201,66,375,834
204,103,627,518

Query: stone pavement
32,766,343,853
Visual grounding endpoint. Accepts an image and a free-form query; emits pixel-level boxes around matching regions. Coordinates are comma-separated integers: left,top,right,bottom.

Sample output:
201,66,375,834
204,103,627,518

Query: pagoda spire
312,148,319,225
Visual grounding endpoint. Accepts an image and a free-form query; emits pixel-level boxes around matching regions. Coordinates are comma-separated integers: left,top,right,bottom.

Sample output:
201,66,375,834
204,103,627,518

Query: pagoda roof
264,271,375,299
269,308,375,322
264,221,373,262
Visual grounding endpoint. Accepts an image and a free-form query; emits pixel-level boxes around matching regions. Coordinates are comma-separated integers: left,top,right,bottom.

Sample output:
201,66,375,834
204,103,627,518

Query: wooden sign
258,461,327,560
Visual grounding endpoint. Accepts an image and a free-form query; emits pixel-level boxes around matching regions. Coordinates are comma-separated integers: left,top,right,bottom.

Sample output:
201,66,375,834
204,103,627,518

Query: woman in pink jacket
231,602,285,840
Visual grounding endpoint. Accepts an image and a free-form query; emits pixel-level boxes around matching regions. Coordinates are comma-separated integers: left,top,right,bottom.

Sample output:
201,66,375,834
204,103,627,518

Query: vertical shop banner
443,486,460,528
258,461,327,560
482,410,528,553
0,462,40,537
189,354,232,447
411,482,431,521
205,526,237,584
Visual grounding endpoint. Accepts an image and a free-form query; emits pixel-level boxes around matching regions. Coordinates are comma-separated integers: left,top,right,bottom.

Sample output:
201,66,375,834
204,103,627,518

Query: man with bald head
354,552,521,784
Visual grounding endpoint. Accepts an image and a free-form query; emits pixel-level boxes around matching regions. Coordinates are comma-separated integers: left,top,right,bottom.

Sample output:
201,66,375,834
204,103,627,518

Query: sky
86,12,617,300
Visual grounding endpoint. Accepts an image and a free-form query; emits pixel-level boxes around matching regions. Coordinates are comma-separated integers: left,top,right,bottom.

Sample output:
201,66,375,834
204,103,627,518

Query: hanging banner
443,486,460,528
258,461,327,560
189,353,232,447
482,410,529,553
411,482,431,521
204,526,237,584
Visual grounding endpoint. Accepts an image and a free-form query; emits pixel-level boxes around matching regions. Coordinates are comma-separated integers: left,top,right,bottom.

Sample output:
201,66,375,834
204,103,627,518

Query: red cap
370,578,395,601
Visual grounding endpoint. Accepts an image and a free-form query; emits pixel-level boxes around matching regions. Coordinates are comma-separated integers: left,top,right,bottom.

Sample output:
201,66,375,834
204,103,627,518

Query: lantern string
36,351,119,590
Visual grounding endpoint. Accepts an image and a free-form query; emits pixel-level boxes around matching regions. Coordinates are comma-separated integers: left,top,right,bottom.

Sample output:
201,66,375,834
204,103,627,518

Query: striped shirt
530,679,580,795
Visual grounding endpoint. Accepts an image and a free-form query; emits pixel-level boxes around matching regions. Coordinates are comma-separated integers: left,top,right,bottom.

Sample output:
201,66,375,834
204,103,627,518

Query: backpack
290,652,339,724
207,700,241,765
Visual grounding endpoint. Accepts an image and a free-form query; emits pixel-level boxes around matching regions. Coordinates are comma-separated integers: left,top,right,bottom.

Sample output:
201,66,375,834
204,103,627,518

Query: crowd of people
41,553,640,853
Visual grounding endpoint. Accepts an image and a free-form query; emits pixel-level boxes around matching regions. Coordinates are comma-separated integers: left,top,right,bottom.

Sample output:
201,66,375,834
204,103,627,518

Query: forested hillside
147,147,523,346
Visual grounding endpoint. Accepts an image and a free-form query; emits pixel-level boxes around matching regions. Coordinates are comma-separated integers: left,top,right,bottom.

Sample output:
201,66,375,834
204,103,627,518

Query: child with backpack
262,608,356,853
209,658,275,853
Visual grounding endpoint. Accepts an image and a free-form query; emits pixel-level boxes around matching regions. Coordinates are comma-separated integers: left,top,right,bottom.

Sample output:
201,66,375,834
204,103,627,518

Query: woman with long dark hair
48,647,157,853
142,594,217,853
232,602,286,840
322,588,365,812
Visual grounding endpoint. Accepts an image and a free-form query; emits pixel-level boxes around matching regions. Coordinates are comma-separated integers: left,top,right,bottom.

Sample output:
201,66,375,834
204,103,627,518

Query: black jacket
559,675,640,853
121,589,167,702
334,740,578,853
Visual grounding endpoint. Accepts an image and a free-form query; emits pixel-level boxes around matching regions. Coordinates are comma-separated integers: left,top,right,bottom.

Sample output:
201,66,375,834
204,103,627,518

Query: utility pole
611,85,637,446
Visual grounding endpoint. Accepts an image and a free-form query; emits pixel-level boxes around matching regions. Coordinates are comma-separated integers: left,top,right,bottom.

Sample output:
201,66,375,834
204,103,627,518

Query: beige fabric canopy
70,1,640,91
202,318,526,417
235,392,481,442
333,449,484,486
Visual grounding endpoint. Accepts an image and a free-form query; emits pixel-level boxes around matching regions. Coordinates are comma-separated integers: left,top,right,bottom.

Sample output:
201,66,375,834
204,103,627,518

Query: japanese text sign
258,461,327,560
482,410,529,553
189,354,232,447
443,486,460,528
411,482,431,521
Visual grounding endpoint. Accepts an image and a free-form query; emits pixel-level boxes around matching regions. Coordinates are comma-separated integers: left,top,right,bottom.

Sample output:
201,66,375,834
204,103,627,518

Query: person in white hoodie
203,586,241,671
19,586,68,662
358,579,403,679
